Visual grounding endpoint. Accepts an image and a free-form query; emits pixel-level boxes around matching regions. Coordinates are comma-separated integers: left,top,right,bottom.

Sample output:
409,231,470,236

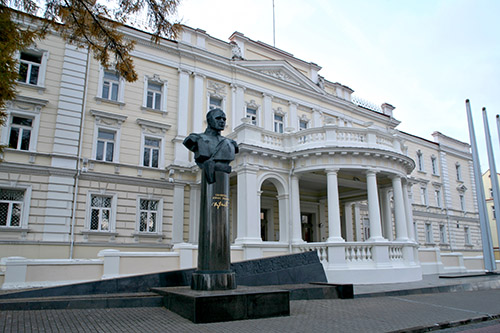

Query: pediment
236,60,323,93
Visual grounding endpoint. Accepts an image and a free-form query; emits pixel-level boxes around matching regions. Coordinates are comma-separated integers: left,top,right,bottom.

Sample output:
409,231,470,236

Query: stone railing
296,241,415,267
230,123,404,155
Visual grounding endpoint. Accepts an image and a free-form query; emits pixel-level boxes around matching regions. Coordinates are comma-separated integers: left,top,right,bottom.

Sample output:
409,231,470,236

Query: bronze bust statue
183,108,239,183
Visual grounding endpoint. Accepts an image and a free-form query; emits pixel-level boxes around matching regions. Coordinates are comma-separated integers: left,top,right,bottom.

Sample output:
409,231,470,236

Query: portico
228,121,421,283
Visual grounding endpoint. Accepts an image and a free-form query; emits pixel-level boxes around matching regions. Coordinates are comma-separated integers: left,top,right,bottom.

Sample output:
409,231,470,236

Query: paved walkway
2,275,500,332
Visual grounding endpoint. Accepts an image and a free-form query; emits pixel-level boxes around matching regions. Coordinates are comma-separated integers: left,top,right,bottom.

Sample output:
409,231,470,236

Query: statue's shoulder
228,138,239,153
183,133,202,150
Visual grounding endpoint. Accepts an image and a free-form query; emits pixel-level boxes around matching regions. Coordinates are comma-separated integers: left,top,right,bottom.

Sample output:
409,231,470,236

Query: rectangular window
102,71,120,101
209,96,222,110
464,226,471,245
425,223,433,243
459,194,466,211
8,116,32,151
431,157,438,175
0,189,24,227
456,164,462,181
18,51,42,85
493,205,496,219
435,190,442,208
420,187,428,206
274,114,284,133
246,107,257,125
146,81,162,110
143,137,160,168
139,199,159,232
417,152,424,171
96,129,115,162
439,225,446,244
299,119,308,131
90,195,112,231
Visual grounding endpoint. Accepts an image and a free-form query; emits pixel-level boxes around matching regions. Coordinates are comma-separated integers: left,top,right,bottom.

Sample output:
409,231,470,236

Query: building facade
0,14,485,287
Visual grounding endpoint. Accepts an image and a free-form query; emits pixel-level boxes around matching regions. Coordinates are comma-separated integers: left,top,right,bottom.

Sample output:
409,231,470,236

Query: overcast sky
175,0,500,171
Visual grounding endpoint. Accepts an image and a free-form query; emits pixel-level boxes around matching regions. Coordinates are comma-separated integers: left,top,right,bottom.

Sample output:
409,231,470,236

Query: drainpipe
288,159,295,254
69,47,91,259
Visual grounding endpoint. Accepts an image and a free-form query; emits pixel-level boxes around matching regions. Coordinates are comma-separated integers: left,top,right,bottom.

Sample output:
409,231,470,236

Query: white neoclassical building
0,13,485,288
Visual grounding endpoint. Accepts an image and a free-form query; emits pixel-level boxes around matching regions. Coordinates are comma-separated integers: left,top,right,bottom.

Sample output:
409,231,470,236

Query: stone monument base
191,271,236,291
156,286,290,323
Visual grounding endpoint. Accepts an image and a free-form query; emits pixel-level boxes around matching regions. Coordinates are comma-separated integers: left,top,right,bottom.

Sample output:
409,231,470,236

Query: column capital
365,169,379,176
191,71,206,79
262,92,273,99
230,83,246,91
288,101,298,107
178,68,191,75
325,168,339,175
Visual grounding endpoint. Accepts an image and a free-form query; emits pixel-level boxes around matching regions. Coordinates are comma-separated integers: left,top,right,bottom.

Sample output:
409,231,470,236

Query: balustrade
231,123,403,155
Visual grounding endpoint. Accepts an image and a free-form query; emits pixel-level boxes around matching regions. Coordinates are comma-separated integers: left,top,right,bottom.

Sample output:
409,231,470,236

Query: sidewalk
2,275,500,332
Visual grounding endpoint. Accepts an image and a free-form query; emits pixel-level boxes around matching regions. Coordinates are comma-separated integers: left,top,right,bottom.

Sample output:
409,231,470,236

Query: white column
313,109,322,128
192,73,205,134
236,167,261,243
402,179,415,241
288,102,298,131
262,93,273,131
326,169,344,242
231,84,245,130
188,183,200,244
173,69,190,166
344,202,354,241
380,188,393,241
290,175,304,243
172,184,185,243
392,176,409,241
366,171,385,241
277,194,289,242
354,203,362,241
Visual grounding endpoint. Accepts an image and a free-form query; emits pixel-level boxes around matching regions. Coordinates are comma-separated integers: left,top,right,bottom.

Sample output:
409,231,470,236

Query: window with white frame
299,119,308,131
97,68,125,104
88,194,115,231
456,163,462,181
417,150,424,171
434,189,442,208
96,129,116,162
8,116,33,151
143,137,160,168
90,110,127,164
136,118,169,169
1,98,44,152
0,189,24,227
425,223,433,243
492,205,496,219
101,70,120,101
439,224,447,244
246,107,257,125
17,50,48,87
459,194,466,211
431,156,438,175
209,96,223,110
138,198,161,233
413,222,419,243
274,114,284,133
464,226,471,245
143,75,168,112
420,187,428,206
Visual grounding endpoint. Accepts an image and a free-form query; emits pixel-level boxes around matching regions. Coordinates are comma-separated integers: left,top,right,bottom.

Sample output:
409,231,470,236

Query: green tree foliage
0,0,182,126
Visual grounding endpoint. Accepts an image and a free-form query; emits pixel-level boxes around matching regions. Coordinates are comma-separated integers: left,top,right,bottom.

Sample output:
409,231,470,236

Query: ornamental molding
207,80,227,96
136,118,171,134
6,96,49,114
90,109,127,126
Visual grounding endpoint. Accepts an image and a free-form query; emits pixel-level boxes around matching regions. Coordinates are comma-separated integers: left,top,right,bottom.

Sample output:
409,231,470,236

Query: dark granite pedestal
154,286,290,323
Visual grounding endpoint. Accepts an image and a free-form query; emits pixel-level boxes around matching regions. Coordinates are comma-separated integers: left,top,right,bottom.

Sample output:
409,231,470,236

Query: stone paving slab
3,289,500,332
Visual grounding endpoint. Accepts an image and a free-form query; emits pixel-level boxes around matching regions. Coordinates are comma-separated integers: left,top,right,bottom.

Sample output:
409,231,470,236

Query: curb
389,314,500,333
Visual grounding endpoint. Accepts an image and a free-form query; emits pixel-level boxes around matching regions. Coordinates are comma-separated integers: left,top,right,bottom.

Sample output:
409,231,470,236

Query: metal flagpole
466,100,496,272
483,107,500,262
272,0,276,47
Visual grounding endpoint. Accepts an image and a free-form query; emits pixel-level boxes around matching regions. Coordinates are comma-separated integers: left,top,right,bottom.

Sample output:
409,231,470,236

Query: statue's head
207,108,226,131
